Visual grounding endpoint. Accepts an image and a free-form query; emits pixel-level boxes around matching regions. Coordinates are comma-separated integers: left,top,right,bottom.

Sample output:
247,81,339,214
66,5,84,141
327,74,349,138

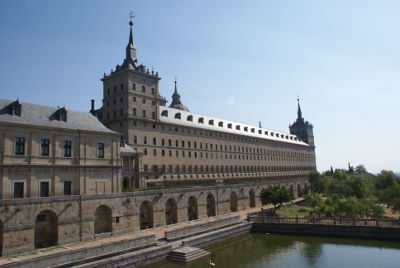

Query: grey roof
0,99,117,134
120,143,137,154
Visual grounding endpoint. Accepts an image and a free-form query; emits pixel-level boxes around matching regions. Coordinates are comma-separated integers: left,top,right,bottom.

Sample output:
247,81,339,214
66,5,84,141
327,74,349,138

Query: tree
355,165,367,174
260,186,294,214
308,172,328,193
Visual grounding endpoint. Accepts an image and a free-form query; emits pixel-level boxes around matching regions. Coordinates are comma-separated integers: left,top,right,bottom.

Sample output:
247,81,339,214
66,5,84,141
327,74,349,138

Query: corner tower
100,19,166,143
289,99,315,147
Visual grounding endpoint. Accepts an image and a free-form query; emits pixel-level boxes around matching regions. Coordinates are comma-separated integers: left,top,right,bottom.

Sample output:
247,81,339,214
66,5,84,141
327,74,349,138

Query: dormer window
198,117,204,123
161,110,168,117
187,115,193,122
264,131,268,135
258,130,262,134
251,128,255,133
209,119,214,126
8,100,21,116
54,107,67,122
218,121,223,127
236,125,240,130
228,123,232,129
244,127,248,132
174,113,181,119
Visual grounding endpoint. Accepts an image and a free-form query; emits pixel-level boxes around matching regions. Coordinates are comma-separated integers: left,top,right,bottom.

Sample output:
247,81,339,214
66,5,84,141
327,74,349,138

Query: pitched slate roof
0,99,117,134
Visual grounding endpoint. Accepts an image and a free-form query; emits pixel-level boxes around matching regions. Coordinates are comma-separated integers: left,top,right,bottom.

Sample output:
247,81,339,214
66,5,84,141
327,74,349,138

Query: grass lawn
277,204,312,217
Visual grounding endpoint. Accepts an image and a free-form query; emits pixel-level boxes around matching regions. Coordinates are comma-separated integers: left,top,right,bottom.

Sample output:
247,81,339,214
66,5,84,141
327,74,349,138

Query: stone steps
167,246,210,263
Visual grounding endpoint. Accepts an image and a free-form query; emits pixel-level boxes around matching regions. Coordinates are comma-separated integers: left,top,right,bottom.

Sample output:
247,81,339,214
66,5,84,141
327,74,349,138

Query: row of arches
0,189,261,255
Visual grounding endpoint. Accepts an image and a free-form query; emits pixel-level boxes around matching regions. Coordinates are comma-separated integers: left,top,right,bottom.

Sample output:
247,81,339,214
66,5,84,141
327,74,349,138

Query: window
97,143,105,158
133,83,136,91
14,182,24,198
133,96,136,102
133,108,136,116
15,137,25,155
152,100,156,106
142,85,145,93
153,137,156,145
107,88,110,96
151,87,155,95
152,112,156,120
63,140,72,157
143,98,146,104
40,181,49,197
143,110,146,118
64,181,72,195
120,109,123,116
120,84,123,91
40,139,50,156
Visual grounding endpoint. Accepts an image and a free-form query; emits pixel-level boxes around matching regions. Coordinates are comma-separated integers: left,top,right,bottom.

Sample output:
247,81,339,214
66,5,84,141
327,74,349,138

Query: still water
146,233,400,268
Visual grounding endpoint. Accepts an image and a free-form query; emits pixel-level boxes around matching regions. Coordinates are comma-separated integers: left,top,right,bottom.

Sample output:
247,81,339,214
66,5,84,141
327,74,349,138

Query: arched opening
165,198,178,225
207,194,216,217
230,191,238,212
34,210,58,249
188,196,198,221
249,189,256,208
140,201,154,229
122,177,129,191
297,184,303,197
0,220,3,257
94,205,112,234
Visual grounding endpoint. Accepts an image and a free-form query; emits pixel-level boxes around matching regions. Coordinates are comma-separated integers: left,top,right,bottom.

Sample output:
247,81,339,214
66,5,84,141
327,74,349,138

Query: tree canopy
260,186,294,214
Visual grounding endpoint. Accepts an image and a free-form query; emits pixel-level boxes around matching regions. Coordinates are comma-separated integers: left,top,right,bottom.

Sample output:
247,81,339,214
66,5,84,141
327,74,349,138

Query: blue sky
0,1,399,173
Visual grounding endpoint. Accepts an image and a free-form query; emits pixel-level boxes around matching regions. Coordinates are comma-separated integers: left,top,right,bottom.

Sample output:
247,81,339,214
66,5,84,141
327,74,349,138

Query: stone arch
122,177,129,190
165,198,178,225
140,200,154,229
34,210,58,249
207,193,216,217
94,205,112,234
230,191,238,212
188,196,198,221
249,189,256,208
297,184,304,197
0,220,3,257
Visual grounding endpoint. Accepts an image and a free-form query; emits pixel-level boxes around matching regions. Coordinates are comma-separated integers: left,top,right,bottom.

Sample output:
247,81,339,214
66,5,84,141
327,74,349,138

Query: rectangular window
64,140,72,157
152,112,156,120
133,83,136,91
133,108,136,116
40,181,49,197
133,96,136,102
15,137,25,155
97,143,105,158
142,110,146,118
142,85,145,93
64,181,72,195
41,139,50,156
143,98,146,104
14,182,24,198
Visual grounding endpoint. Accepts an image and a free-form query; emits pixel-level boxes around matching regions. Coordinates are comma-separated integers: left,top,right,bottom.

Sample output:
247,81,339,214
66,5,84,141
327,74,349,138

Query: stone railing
249,216,400,228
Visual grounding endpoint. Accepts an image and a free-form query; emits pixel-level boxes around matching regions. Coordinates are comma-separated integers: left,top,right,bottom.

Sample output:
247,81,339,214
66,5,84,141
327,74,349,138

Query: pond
146,233,400,268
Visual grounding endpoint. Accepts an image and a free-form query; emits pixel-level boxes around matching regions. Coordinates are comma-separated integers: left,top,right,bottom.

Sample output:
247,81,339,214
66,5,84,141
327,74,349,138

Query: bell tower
289,98,315,147
100,18,165,144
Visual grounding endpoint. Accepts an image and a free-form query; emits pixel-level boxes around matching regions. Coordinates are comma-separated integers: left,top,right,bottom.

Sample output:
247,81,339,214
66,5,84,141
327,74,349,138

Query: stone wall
0,179,307,257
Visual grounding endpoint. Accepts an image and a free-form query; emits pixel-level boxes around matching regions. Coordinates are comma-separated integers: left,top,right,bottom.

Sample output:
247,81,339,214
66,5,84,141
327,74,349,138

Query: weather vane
129,10,135,21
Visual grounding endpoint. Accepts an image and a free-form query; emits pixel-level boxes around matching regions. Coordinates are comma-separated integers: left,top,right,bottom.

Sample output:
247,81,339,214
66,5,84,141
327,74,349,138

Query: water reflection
146,234,400,268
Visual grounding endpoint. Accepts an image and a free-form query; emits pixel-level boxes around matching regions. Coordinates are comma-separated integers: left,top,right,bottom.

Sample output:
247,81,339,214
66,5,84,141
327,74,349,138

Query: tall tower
100,18,166,144
289,99,315,147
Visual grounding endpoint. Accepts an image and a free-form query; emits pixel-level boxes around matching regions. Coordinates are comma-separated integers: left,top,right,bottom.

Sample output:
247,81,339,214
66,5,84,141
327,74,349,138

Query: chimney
90,99,95,112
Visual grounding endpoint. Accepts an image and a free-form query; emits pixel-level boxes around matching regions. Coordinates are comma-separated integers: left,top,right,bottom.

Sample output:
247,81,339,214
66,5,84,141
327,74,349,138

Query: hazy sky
0,1,399,173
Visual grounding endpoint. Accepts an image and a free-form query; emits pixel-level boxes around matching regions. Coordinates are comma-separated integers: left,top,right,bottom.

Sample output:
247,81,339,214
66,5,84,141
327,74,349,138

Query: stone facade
95,20,317,186
0,179,307,257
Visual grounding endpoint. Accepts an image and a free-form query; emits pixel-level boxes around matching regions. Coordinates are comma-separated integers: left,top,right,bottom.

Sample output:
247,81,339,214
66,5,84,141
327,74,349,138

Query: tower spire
123,11,137,69
169,79,189,111
297,97,303,120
